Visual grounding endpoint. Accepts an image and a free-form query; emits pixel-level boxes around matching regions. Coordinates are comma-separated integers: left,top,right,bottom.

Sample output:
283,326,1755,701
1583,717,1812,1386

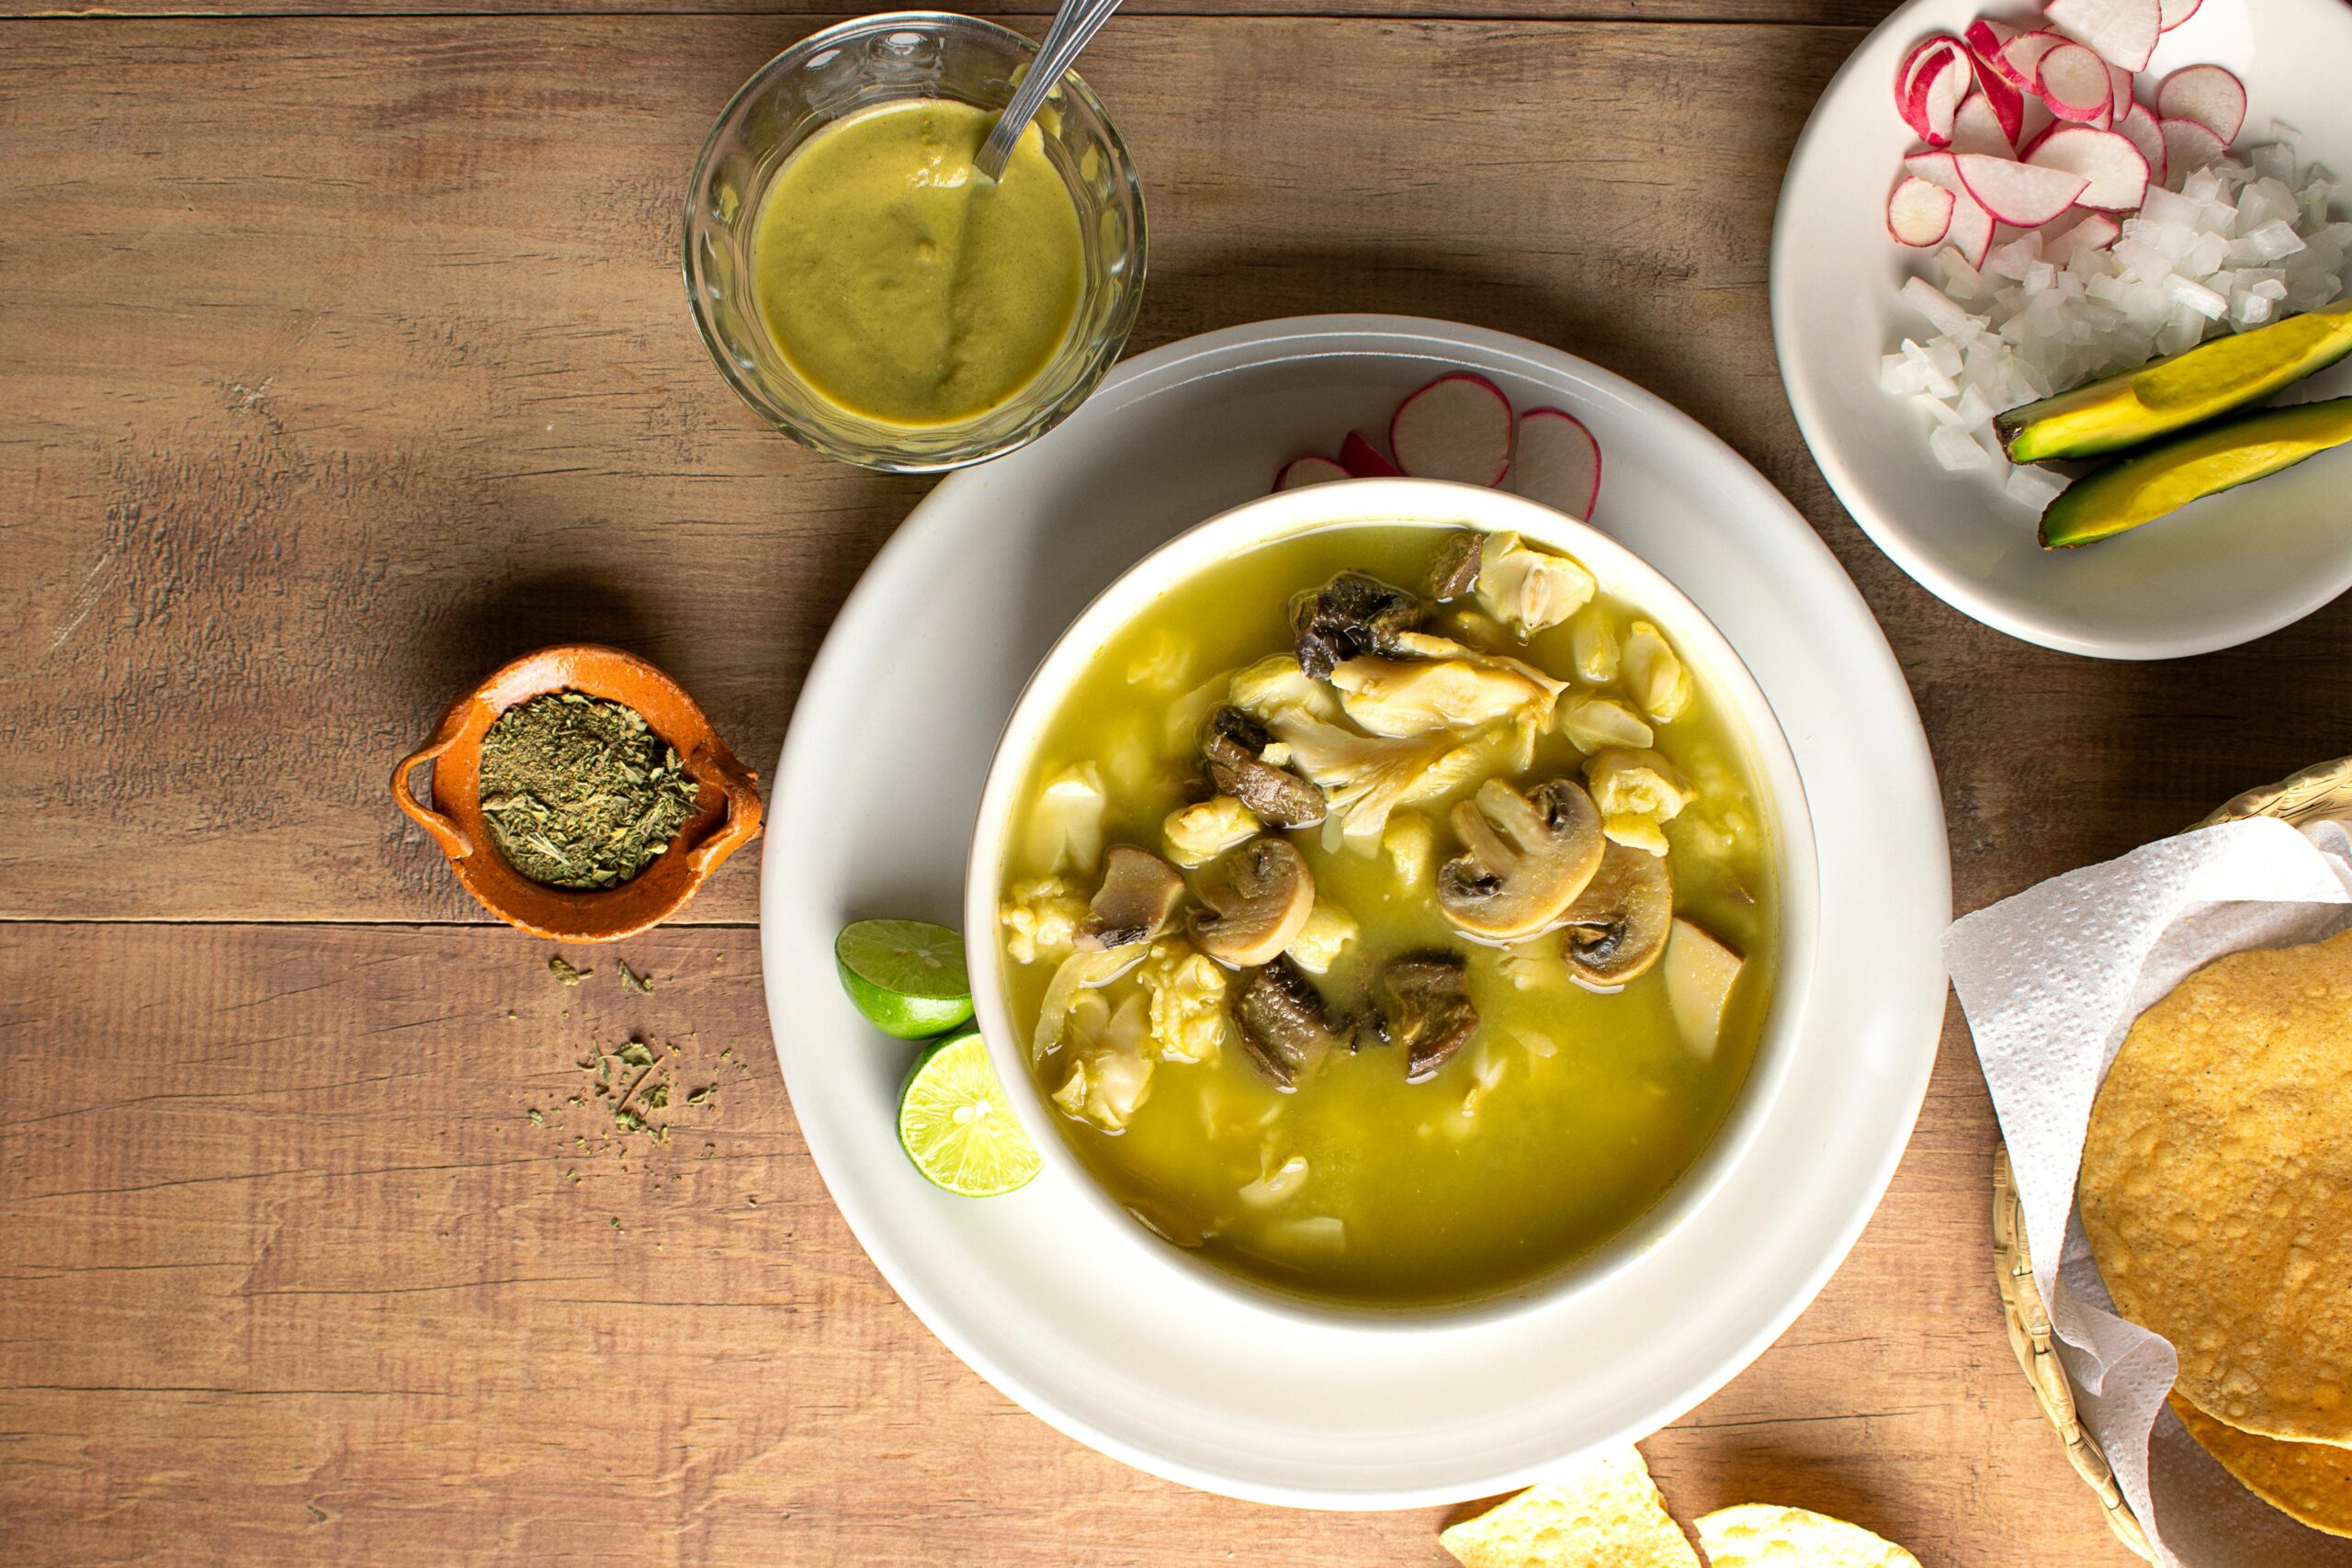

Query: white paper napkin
1947,816,2352,1566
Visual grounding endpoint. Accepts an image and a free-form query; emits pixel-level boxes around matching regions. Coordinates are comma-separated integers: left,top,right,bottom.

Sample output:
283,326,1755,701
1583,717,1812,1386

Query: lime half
898,1032,1039,1197
835,919,975,1040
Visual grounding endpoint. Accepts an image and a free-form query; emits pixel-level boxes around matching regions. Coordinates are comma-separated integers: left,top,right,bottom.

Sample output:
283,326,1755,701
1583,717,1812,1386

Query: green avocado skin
2000,301,2352,465
2040,396,2352,548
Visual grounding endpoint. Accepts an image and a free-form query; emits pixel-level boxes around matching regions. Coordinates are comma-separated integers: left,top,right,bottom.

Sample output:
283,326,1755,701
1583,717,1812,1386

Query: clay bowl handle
685,742,764,881
390,710,476,862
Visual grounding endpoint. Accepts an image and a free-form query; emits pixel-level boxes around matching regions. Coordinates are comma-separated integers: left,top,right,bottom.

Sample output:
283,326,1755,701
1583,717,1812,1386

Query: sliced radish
1888,175,1958,245
1897,36,1964,133
2157,0,2201,29
1510,409,1602,522
2027,125,2151,211
2038,42,2118,125
2113,100,2168,186
1951,93,2015,156
1336,431,1399,479
2046,209,2123,262
1973,60,2027,146
1904,149,1965,194
2107,62,2136,122
2157,63,2247,143
2045,0,2161,73
1964,17,2018,76
1907,48,1972,146
2160,116,2228,183
1954,153,2090,225
1945,188,1996,268
2001,29,2067,94
1274,456,1350,491
1389,374,1514,487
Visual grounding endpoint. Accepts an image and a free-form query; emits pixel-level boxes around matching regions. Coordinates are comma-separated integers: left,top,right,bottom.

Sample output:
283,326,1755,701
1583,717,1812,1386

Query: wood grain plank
0,922,2140,1564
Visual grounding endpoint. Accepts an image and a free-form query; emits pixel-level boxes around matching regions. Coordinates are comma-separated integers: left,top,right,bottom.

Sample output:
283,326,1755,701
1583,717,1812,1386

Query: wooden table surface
9,0,2347,1559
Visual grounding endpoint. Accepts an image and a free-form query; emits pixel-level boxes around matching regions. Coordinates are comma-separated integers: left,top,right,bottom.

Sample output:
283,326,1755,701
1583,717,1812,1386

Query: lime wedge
897,1032,1039,1197
835,919,975,1040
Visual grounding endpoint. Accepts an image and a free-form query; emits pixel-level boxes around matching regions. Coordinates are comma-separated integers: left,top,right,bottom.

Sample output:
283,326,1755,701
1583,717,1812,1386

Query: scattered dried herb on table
477,693,699,890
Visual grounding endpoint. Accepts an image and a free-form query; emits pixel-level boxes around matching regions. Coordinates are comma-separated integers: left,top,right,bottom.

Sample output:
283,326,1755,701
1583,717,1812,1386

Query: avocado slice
2040,396,2352,548
1999,300,2352,465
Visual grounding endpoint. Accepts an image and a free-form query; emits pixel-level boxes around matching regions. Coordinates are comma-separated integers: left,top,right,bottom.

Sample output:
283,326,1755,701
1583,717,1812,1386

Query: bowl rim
961,476,1823,1331
678,10,1150,475
390,641,763,942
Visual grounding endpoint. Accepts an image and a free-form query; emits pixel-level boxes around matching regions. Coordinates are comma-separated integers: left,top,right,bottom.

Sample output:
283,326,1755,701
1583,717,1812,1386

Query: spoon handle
974,0,1126,182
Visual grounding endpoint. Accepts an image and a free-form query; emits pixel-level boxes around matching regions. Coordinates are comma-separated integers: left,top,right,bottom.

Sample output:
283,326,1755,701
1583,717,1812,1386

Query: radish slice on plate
2026,125,2151,211
1274,457,1350,491
2159,116,2229,181
1950,94,2016,156
2001,29,2067,94
1510,409,1602,522
1970,60,2027,147
1889,175,1959,246
2038,43,2117,125
1944,188,1996,268
1389,374,1514,486
2157,0,2201,29
2044,209,2123,262
2105,61,2136,123
2044,0,2160,73
1337,431,1400,479
1896,36,1962,134
1953,153,2090,225
1906,48,1972,146
1964,17,2018,77
2113,100,2168,187
2157,63,2247,143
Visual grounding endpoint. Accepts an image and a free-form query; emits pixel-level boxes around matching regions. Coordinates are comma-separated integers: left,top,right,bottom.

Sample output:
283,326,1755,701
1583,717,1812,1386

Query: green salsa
996,524,1778,1308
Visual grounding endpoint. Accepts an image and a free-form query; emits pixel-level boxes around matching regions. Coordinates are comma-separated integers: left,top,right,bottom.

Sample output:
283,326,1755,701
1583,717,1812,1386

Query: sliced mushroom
1075,845,1186,952
1435,778,1606,943
1376,952,1479,1083
1200,706,1326,828
1559,842,1674,988
1289,571,1428,680
1231,955,1347,1089
1190,836,1316,968
1427,531,1484,601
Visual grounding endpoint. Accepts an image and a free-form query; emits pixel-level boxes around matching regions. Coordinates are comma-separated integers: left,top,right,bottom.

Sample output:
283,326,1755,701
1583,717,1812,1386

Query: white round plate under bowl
1774,0,2352,660
761,315,1950,1507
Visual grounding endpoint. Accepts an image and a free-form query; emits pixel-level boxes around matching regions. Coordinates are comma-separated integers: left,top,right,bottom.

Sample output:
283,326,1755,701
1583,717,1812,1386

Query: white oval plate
1773,0,2352,660
760,316,1950,1507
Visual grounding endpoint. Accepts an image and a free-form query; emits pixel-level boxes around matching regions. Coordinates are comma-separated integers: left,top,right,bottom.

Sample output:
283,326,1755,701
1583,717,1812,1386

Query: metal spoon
974,0,1126,182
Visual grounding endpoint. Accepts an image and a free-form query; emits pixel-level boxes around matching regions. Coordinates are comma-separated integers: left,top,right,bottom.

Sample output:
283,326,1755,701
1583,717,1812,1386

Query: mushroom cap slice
1435,778,1606,943
1189,836,1317,968
1075,845,1187,952
1231,955,1346,1089
1559,841,1674,988
1377,951,1479,1083
1200,706,1326,829
1289,571,1428,680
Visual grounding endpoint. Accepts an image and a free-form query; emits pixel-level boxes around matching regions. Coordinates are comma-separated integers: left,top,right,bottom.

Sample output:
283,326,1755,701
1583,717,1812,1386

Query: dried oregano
477,693,699,890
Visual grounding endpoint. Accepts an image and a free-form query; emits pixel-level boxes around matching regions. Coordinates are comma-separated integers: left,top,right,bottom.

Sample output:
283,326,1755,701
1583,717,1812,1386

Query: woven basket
1991,754,2352,1561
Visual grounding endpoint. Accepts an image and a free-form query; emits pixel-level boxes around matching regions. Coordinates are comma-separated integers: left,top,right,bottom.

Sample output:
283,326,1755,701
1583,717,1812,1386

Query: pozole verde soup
995,523,1776,1307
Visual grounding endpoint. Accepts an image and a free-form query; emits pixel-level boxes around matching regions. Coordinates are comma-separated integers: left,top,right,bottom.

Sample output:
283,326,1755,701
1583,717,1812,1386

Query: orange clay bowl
390,643,763,942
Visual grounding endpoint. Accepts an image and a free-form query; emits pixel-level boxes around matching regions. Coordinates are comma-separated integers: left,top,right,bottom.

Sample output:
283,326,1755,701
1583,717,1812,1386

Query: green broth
998,524,1778,1307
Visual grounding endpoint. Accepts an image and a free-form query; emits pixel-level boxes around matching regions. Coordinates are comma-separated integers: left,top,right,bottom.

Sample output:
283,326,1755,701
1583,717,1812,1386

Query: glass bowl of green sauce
684,13,1148,472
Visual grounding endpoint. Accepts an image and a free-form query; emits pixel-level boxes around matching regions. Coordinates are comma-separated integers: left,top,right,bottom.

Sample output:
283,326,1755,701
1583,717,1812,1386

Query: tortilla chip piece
2079,927,2352,1447
2176,1394,2352,1539
1694,1504,1921,1567
1438,1446,1700,1568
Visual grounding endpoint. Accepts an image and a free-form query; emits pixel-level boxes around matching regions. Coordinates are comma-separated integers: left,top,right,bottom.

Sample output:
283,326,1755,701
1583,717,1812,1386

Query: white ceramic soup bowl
963,476,1819,1329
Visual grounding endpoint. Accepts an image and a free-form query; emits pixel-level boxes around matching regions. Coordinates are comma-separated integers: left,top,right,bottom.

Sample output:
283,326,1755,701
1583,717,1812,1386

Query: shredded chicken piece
1585,747,1695,859
1001,875,1089,965
1051,990,1156,1132
1023,763,1107,878
1162,796,1263,869
1558,694,1654,753
1474,532,1597,637
1136,941,1227,1065
1568,604,1619,682
1328,655,1561,739
1227,654,1344,728
1265,715,1487,845
1286,903,1359,975
1383,812,1436,888
1623,621,1692,722
1032,945,1145,1060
